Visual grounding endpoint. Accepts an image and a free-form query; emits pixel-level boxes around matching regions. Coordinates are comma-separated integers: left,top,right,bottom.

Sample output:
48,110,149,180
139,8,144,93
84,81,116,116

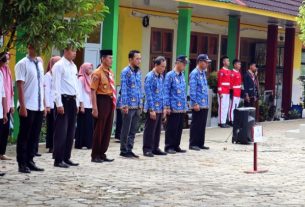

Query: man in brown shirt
90,50,115,163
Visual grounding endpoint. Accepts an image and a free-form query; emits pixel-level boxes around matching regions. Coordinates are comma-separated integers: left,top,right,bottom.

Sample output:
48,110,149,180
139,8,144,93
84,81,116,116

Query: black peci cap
100,50,113,58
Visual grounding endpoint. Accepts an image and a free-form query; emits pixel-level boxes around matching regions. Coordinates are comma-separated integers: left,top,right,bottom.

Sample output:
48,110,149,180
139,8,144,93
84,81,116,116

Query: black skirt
75,108,94,149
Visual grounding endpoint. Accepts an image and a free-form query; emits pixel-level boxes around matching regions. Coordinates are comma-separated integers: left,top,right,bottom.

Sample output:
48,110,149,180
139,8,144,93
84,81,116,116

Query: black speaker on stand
232,107,256,144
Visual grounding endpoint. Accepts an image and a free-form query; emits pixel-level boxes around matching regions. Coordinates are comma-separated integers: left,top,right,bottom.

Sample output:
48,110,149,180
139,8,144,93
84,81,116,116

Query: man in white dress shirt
52,45,80,168
15,44,45,173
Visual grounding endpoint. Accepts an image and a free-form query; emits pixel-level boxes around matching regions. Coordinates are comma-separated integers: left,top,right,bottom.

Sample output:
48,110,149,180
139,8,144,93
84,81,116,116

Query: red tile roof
215,0,303,16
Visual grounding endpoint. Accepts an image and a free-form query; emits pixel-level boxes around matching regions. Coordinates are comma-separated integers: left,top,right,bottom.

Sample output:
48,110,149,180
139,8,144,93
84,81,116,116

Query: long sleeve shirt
217,67,231,95
79,79,92,109
189,67,209,109
164,70,187,113
0,64,14,112
120,66,143,109
43,71,55,109
144,70,164,113
230,69,242,97
0,72,6,119
52,57,80,107
243,70,259,99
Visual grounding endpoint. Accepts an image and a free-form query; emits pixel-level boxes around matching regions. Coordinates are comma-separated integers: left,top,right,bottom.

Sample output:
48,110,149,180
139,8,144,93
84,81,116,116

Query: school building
3,0,305,137
76,0,303,118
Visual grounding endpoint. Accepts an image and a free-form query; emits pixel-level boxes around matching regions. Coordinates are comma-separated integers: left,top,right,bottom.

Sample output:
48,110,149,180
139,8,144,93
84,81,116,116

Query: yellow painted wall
116,7,143,83
294,36,302,71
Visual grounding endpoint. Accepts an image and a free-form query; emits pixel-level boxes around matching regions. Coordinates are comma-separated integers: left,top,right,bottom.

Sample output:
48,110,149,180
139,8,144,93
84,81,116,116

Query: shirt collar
174,68,182,76
129,65,139,72
196,67,205,74
233,69,239,72
62,56,74,65
152,69,162,78
27,55,38,63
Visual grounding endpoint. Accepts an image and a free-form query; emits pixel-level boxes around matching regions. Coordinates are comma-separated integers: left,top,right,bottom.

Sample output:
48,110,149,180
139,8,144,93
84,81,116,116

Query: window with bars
150,28,174,73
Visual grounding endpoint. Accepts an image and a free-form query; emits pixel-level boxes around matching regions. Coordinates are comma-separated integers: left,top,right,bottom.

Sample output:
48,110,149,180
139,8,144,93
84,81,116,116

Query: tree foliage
0,0,108,54
297,3,305,43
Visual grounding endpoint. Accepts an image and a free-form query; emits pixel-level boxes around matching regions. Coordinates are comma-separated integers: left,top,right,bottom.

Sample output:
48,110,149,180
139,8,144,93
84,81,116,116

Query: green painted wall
176,3,192,85
227,15,240,68
102,0,119,83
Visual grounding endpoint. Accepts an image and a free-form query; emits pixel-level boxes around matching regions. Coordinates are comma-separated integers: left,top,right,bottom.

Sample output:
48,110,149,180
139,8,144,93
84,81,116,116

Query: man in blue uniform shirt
164,55,188,154
142,56,167,157
120,50,143,158
189,54,210,151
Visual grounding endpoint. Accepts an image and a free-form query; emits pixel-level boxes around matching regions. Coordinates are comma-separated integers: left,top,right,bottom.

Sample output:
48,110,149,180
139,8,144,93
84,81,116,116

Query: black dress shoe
129,151,140,158
91,158,103,163
219,124,230,128
103,157,114,162
200,146,210,150
120,152,133,158
175,147,187,153
0,172,5,176
19,165,31,173
64,160,79,166
152,149,167,155
35,153,42,157
189,146,201,151
28,161,44,171
143,152,154,157
48,148,53,153
165,149,176,154
54,161,70,168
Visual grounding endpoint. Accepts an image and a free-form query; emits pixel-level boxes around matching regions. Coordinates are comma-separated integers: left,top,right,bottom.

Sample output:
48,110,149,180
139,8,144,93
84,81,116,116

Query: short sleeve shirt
90,66,113,96
15,56,44,111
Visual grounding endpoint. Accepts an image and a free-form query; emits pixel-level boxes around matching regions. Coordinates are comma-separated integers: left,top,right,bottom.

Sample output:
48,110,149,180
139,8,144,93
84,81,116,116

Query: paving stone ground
1,119,305,207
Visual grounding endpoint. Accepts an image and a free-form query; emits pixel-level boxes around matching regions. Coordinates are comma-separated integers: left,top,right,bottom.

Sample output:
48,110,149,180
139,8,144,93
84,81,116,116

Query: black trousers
53,96,77,163
0,113,10,155
75,108,93,149
114,108,122,139
46,109,55,149
165,113,184,151
143,113,162,153
16,110,43,166
189,109,208,147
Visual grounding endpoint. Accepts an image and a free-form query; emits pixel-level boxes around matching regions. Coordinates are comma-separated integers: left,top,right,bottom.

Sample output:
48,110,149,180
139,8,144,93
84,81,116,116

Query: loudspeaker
232,107,256,144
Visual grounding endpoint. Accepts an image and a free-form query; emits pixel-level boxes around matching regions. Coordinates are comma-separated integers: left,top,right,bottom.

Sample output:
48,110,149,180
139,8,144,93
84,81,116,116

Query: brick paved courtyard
0,119,305,207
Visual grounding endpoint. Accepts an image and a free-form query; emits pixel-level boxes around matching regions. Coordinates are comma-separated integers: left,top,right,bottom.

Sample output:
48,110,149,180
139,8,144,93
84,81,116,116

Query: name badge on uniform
155,89,159,94
177,102,182,107
177,89,181,94
202,99,206,103
131,97,136,102
131,84,136,88
155,102,160,106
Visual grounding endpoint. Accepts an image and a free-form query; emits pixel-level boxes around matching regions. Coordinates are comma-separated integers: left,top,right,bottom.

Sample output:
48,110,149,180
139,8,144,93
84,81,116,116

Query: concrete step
300,124,305,134
285,129,303,139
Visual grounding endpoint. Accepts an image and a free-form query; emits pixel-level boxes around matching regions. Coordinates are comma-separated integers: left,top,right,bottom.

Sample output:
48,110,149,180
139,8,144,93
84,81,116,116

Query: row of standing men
0,44,258,174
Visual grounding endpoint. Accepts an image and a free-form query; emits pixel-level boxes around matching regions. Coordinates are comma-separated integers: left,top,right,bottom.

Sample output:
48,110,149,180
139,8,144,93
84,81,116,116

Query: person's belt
62,94,76,99
97,94,113,98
